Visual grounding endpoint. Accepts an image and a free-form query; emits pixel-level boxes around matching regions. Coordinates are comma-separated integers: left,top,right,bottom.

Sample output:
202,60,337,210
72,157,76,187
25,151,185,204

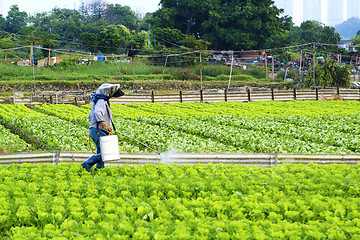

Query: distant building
347,0,360,19
303,0,322,22
327,0,345,26
274,0,360,27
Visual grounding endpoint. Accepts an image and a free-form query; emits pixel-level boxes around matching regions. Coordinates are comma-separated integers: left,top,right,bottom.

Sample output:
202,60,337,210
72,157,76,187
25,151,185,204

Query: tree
79,22,106,53
30,8,85,49
81,1,108,23
98,25,130,53
304,57,350,88
5,5,28,33
0,14,6,31
351,30,360,53
151,0,290,50
103,4,139,30
288,21,341,45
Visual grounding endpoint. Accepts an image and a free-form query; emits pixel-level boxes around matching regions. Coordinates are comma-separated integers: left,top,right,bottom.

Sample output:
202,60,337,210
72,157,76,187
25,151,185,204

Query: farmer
82,83,124,172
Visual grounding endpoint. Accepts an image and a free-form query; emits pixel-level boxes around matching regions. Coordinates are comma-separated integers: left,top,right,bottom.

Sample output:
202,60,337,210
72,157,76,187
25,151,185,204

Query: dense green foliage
304,57,351,88
0,163,359,238
151,0,291,50
0,2,346,56
1,101,360,154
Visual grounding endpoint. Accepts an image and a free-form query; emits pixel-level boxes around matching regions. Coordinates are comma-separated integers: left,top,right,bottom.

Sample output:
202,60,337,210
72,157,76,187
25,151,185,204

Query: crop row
2,101,360,154
123,100,360,118
36,105,237,153
1,163,359,239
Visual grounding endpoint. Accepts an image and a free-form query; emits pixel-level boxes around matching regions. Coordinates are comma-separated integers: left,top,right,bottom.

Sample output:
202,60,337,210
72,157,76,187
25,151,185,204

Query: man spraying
82,83,124,172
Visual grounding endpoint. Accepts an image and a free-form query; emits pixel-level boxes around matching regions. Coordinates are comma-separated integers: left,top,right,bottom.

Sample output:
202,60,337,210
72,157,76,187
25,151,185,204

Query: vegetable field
1,163,359,239
1,101,360,239
1,101,360,154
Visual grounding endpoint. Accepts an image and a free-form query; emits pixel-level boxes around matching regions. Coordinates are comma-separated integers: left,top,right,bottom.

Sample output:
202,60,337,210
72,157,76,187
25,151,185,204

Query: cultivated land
1,101,360,239
1,101,360,154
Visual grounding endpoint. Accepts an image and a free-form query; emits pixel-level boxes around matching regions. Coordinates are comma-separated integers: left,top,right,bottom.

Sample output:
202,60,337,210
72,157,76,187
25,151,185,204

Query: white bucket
100,135,120,161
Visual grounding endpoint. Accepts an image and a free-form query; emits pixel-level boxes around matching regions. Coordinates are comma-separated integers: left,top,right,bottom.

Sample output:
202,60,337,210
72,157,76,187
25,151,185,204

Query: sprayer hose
115,130,160,155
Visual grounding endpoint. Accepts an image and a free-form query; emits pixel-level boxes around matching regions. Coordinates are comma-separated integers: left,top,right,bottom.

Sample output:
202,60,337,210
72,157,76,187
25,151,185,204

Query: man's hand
100,122,112,132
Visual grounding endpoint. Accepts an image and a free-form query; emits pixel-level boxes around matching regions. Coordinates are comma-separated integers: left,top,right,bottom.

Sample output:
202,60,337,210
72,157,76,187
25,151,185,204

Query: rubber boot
96,160,105,169
82,154,101,172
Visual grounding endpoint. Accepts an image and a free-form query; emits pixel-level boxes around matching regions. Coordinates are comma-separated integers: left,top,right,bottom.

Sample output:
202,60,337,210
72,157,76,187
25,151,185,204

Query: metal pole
313,43,316,87
228,54,234,89
299,49,303,75
148,24,151,50
200,51,203,91
161,55,168,81
265,53,268,80
132,56,135,93
271,55,275,82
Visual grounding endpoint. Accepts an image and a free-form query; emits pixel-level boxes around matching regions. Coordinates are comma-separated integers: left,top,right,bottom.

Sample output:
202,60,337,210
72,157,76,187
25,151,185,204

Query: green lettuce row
0,105,88,152
200,115,360,153
113,117,238,153
0,123,31,153
124,101,360,118
36,104,240,153
138,116,350,154
1,163,359,239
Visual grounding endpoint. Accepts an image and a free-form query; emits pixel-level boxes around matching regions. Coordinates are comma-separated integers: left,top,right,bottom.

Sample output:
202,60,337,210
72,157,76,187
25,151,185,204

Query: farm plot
0,123,31,153
0,105,89,152
2,101,360,154
0,163,359,239
36,105,238,153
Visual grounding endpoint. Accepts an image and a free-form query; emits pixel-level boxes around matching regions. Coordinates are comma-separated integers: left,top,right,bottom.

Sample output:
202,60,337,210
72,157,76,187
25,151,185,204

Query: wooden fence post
224,88,228,102
316,88,319,100
200,89,203,103
50,95,53,104
271,88,274,100
337,87,340,95
247,88,251,102
293,88,297,100
151,91,155,103
179,91,183,103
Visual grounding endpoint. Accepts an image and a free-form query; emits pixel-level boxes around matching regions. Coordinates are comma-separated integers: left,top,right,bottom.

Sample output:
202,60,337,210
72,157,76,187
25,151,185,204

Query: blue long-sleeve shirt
88,99,113,131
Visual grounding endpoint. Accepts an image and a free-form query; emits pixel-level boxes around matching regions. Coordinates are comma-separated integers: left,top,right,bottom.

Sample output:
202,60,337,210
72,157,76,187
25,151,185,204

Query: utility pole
271,54,275,82
228,53,234,89
48,45,51,66
161,55,168,81
30,41,35,95
132,55,135,93
313,43,316,87
264,52,268,80
148,24,151,50
299,49,303,75
200,51,203,90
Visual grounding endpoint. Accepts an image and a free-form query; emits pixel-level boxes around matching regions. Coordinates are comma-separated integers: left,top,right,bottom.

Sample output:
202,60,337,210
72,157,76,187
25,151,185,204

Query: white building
274,0,360,26
327,0,345,26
